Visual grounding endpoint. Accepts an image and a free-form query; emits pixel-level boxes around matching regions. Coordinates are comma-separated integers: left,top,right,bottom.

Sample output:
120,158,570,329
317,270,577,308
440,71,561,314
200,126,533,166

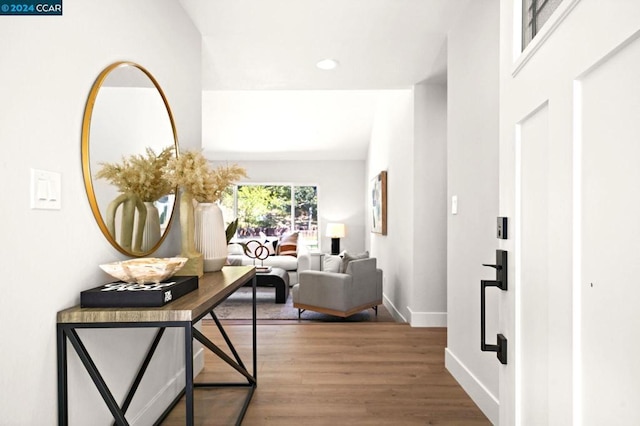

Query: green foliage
236,185,290,229
225,218,238,244
225,184,318,236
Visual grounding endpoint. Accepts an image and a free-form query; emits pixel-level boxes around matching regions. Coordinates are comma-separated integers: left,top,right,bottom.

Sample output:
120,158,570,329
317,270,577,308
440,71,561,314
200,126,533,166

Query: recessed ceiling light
316,59,339,70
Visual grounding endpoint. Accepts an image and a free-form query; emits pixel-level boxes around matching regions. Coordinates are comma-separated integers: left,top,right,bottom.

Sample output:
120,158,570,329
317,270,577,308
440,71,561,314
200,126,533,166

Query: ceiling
178,0,469,160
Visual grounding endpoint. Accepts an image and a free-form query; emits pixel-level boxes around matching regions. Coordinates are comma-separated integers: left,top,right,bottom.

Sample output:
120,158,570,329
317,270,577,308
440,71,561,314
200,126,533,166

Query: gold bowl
99,257,188,284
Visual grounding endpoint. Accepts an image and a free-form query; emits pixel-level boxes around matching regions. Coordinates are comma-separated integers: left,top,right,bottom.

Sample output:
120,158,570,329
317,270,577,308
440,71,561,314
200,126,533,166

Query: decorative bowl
99,257,188,284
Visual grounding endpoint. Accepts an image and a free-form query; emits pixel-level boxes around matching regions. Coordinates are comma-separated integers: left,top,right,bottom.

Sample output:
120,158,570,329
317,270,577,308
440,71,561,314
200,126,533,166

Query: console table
56,265,257,426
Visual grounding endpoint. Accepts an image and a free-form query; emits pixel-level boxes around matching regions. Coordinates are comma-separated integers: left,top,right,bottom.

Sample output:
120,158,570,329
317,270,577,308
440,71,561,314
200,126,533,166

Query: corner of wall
408,307,447,327
445,348,499,424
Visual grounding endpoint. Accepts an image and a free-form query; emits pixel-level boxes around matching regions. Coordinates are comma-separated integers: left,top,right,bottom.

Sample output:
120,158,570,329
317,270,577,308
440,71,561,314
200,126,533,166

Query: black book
81,275,199,308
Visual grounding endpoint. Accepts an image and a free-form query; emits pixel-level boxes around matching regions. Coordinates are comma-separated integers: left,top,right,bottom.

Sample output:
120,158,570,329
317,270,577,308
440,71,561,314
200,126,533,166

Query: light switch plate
451,195,458,215
30,168,61,210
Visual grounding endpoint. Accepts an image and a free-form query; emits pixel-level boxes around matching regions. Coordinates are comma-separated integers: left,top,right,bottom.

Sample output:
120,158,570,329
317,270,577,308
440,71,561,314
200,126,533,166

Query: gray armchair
292,257,383,318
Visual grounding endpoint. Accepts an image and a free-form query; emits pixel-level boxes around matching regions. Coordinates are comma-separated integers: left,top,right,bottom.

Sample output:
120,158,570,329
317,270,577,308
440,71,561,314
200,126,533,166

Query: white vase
194,202,227,272
141,201,161,252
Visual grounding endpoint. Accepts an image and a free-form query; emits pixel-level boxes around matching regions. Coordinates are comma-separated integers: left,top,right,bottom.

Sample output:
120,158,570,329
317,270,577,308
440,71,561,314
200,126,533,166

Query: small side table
256,267,289,303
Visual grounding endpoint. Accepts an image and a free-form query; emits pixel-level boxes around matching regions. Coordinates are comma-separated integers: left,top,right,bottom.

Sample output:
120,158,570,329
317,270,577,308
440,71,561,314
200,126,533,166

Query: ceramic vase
195,202,228,272
105,193,146,253
141,201,161,252
175,190,203,277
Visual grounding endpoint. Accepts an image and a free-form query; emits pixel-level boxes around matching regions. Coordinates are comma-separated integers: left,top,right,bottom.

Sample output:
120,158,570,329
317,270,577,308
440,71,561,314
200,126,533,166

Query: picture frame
371,171,387,235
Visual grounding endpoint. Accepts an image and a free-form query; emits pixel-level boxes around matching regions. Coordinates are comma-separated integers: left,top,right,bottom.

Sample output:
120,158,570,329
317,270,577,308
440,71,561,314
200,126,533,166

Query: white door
499,1,640,424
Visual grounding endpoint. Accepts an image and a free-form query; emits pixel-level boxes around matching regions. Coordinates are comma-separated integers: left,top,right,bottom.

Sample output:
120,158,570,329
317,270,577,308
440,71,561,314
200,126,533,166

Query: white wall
411,82,448,326
445,1,500,424
365,87,448,326
0,1,201,424
367,90,415,322
210,160,366,254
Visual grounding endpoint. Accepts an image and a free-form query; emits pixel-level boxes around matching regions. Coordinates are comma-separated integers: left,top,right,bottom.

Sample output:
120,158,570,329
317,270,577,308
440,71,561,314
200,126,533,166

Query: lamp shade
325,223,346,238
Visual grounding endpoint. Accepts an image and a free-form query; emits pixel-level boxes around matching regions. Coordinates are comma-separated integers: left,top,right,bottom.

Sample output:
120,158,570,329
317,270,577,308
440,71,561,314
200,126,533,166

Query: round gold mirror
82,62,178,256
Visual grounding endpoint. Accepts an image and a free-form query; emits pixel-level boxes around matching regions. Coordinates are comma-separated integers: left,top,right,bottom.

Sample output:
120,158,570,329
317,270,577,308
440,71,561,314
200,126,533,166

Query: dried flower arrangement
95,146,175,202
163,150,247,202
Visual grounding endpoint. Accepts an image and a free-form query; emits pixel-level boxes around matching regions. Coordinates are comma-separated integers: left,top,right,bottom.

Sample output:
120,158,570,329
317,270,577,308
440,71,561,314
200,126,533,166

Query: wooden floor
161,322,490,425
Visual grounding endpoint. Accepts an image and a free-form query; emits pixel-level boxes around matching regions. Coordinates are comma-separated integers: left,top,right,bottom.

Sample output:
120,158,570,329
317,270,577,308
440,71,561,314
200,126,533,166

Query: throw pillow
262,238,277,256
323,255,342,273
341,251,369,273
276,232,299,257
227,243,244,255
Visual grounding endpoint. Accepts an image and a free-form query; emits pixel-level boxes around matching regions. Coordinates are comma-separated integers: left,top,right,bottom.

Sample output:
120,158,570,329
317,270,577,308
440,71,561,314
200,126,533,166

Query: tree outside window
220,184,318,248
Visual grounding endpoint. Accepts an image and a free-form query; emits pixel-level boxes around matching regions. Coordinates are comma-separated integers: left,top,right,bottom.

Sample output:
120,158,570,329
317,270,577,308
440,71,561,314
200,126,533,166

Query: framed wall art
371,171,387,235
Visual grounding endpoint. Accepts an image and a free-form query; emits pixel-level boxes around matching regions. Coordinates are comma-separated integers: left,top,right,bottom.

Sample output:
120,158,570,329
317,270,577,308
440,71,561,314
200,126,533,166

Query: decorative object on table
194,202,228,271
80,275,198,308
325,223,346,255
104,193,146,253
142,201,161,252
371,170,387,235
241,239,271,267
256,266,272,273
99,257,188,284
163,150,247,274
95,146,175,254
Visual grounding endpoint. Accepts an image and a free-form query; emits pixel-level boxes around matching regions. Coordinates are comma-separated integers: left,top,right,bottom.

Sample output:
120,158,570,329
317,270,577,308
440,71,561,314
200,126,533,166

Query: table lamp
326,223,346,255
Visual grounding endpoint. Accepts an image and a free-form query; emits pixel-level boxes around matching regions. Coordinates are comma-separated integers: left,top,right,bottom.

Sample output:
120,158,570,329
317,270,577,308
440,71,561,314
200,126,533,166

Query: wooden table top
57,266,255,324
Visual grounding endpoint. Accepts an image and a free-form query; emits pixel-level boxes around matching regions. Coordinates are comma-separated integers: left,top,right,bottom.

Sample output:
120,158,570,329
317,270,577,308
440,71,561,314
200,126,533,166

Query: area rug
213,286,396,322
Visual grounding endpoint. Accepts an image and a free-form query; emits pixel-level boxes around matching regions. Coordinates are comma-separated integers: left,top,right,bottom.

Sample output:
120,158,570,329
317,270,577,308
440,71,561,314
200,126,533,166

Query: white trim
445,348,499,425
407,307,446,327
383,293,407,323
130,347,205,425
512,0,583,77
514,121,523,426
571,79,583,426
514,100,549,426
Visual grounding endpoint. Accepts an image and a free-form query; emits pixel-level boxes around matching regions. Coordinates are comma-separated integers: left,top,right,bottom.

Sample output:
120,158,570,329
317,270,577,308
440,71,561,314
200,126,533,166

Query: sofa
226,238,311,285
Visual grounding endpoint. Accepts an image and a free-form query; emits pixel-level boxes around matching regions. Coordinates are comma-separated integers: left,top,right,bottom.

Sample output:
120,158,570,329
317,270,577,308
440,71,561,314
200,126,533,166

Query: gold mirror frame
81,61,179,256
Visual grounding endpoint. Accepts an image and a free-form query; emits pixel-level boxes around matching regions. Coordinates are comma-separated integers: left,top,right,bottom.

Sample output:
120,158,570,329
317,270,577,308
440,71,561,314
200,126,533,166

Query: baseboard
445,348,499,425
407,307,447,327
130,347,205,425
383,293,407,323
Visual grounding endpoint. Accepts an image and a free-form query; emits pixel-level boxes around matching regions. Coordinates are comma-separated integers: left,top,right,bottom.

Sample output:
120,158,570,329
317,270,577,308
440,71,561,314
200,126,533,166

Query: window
220,184,318,248
522,0,564,50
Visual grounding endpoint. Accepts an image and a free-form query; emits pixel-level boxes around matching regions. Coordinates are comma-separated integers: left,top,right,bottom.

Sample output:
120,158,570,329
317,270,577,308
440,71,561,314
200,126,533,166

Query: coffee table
256,267,289,303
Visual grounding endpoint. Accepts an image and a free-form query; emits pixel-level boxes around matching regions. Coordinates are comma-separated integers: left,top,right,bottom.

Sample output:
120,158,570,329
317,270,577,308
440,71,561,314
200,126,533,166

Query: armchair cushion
340,250,369,273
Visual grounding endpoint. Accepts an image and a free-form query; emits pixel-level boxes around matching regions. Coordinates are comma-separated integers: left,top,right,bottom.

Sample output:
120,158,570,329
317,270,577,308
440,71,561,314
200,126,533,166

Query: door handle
481,250,508,364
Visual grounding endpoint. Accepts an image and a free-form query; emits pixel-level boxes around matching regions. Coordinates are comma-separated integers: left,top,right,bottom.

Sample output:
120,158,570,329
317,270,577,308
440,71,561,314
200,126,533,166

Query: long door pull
481,250,508,365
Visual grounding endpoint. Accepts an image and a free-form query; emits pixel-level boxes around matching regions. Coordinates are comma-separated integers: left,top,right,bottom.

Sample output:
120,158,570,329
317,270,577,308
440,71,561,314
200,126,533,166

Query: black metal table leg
65,327,129,425
116,328,166,423
57,324,68,426
184,322,194,426
252,275,257,379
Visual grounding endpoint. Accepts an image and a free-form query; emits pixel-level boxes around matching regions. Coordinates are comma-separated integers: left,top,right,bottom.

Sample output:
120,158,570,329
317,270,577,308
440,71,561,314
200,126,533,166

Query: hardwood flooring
161,322,490,425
